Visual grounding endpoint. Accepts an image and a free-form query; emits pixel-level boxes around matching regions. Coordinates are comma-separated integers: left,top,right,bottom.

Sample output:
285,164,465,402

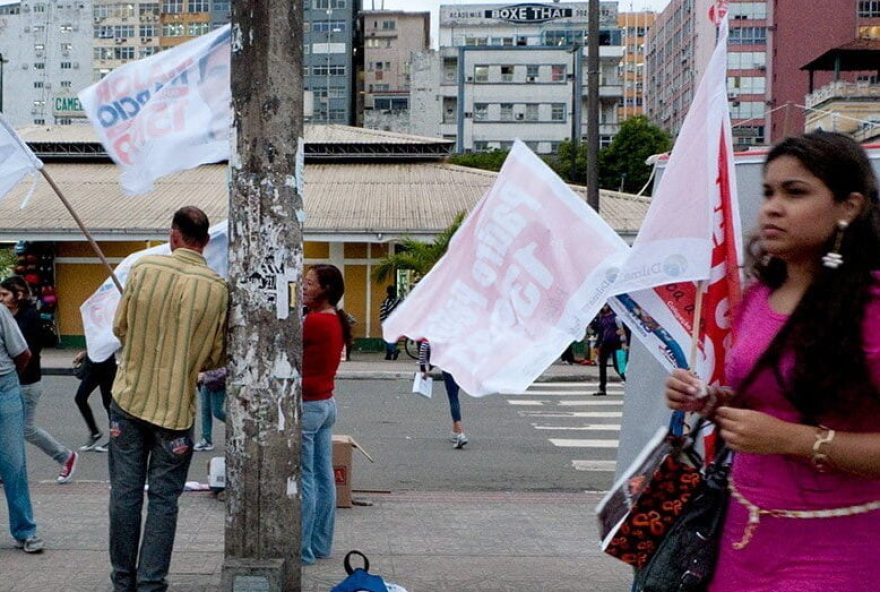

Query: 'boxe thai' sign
484,3,574,24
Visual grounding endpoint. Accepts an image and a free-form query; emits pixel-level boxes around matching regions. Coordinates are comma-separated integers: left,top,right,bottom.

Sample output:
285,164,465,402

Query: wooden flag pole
39,168,124,294
689,280,706,371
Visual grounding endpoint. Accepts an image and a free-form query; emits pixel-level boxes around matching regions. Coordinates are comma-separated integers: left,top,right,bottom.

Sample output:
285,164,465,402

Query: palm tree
372,211,467,284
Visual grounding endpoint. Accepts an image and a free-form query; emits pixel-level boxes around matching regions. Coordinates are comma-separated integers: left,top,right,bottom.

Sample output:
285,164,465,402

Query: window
464,36,488,46
312,64,346,76
374,97,408,110
60,80,72,88
33,2,46,12
188,0,209,11
140,47,159,58
115,25,135,38
95,47,114,60
727,76,766,95
730,101,764,119
313,20,346,33
96,26,113,39
163,0,184,13
551,65,566,82
140,3,160,16
59,24,74,32
443,57,457,82
382,20,395,30
188,23,210,35
473,141,489,152
33,100,46,107
61,62,72,69
115,47,135,60
474,103,488,121
474,65,488,82
526,65,539,81
33,119,45,125
57,118,73,125
727,51,766,70
501,65,514,82
859,1,880,17
314,0,346,8
551,103,565,121
141,24,157,37
213,0,230,12
34,62,45,70
729,26,766,45
60,42,72,52
728,2,767,19
34,81,43,88
526,104,539,121
163,23,186,36
500,103,513,121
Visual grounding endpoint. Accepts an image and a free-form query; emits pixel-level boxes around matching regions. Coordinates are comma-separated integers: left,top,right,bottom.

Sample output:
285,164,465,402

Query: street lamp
0,52,8,113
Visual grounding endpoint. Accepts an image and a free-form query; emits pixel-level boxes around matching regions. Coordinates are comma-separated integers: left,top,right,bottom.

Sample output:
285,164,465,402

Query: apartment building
411,2,624,154
618,10,655,121
360,10,429,131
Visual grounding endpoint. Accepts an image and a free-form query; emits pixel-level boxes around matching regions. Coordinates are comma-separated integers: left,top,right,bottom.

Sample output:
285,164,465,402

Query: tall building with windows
360,10,429,132
618,10,655,121
410,2,624,154
158,0,211,49
304,0,362,124
93,0,161,81
0,0,93,126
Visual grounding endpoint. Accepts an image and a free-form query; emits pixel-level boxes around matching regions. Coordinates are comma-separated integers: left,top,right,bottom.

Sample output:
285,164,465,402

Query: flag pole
39,169,124,294
688,280,706,369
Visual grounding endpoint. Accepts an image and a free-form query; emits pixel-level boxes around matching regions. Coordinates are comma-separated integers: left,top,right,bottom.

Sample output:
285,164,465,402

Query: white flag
383,141,629,396
0,113,43,203
80,221,229,362
78,25,231,195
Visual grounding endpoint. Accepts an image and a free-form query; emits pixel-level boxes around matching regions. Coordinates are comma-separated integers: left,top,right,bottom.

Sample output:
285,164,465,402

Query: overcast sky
370,0,672,47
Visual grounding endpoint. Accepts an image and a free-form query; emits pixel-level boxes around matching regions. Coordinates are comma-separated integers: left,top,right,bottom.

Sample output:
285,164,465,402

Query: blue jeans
108,402,194,592
301,398,337,565
442,372,461,423
21,381,70,464
0,372,37,542
198,386,226,444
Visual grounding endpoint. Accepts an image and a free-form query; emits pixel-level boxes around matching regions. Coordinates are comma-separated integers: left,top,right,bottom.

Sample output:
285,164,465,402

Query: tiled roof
0,162,649,241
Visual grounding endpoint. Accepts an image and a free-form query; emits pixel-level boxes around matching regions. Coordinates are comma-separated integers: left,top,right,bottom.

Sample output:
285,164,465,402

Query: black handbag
634,442,731,592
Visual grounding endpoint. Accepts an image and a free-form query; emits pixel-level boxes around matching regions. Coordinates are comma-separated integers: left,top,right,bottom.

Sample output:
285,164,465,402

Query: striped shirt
112,248,228,430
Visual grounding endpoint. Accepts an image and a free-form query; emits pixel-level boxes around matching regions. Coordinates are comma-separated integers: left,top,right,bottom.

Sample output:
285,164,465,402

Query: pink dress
709,277,880,592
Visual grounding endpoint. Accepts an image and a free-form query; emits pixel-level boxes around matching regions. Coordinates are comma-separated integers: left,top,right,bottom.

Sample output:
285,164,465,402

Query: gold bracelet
811,425,835,472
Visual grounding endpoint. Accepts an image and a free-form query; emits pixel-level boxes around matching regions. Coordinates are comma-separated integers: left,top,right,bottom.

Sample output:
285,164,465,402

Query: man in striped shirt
108,206,228,592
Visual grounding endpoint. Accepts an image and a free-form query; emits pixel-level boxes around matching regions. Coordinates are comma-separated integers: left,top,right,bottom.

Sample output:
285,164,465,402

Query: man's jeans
108,402,194,592
301,398,337,565
21,382,70,463
198,385,226,444
0,371,37,541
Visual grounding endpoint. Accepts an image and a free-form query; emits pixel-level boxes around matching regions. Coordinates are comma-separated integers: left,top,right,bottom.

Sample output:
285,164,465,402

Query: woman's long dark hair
745,131,880,423
309,264,353,352
0,276,34,311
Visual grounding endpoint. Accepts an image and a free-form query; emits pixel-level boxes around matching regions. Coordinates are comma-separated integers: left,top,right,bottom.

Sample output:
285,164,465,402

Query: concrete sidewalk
40,348,611,384
0,483,632,592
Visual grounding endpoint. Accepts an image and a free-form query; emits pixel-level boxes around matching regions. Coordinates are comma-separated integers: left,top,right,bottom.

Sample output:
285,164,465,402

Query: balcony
804,80,880,137
805,80,880,108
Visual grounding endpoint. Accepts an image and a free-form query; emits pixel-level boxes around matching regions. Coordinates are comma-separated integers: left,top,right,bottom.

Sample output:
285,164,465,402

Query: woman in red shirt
301,264,352,566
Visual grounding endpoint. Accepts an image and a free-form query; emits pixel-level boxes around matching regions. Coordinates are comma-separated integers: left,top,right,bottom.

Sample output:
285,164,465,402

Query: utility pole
569,41,583,183
223,0,304,590
586,0,600,212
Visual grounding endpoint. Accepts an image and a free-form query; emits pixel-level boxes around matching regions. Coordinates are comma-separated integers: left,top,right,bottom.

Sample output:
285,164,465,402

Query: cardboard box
332,435,373,508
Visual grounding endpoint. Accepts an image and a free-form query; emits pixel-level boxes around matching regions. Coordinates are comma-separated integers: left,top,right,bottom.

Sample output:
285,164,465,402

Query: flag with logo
81,221,229,362
609,12,742,388
382,141,630,396
0,113,43,204
78,25,231,195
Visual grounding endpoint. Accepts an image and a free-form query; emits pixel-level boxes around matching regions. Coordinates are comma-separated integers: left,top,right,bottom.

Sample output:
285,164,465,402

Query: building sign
484,4,574,24
53,95,85,117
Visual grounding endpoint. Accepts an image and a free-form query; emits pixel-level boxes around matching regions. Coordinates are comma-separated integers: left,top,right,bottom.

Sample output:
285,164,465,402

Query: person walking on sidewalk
0,276,78,484
592,304,627,396
301,264,351,565
419,340,467,449
108,206,228,592
0,300,44,553
72,351,117,452
379,285,401,360
194,367,226,451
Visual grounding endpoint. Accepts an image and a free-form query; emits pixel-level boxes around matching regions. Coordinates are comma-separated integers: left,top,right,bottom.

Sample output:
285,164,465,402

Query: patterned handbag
597,426,703,569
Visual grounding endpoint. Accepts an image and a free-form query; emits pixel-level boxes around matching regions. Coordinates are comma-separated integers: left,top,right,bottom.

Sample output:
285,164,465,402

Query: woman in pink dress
665,131,880,591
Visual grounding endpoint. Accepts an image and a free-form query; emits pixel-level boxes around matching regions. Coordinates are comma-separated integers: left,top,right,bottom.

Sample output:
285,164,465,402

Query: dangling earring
822,220,849,269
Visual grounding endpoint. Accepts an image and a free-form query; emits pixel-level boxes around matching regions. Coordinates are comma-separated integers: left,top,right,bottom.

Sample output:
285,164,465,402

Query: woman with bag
71,350,117,451
665,131,880,590
419,339,467,449
301,264,352,565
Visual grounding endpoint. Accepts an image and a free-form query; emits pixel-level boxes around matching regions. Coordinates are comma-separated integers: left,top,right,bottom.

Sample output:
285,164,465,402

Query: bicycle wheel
404,338,420,360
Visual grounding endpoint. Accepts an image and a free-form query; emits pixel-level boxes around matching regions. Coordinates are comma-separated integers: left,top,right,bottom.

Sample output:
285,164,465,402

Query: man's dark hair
172,206,210,246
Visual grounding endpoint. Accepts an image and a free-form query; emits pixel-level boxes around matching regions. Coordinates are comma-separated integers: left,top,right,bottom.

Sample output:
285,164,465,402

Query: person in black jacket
0,276,77,483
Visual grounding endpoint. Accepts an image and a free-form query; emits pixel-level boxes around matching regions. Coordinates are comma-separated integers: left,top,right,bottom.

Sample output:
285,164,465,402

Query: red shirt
302,311,344,401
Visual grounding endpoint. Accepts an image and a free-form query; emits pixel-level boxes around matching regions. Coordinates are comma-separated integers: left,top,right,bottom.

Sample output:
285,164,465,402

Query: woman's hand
714,407,801,455
664,369,732,417
73,350,86,364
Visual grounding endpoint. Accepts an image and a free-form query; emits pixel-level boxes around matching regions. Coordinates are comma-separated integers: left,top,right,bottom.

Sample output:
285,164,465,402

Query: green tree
447,150,509,172
372,211,467,284
547,139,587,185
0,246,14,278
598,116,671,194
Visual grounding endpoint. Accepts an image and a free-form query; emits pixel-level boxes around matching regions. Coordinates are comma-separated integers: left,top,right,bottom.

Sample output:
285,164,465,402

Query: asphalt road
23,376,622,493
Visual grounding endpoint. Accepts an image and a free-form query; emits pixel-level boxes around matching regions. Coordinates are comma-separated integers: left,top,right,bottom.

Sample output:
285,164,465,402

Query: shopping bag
411,372,432,399
595,426,702,569
615,348,628,375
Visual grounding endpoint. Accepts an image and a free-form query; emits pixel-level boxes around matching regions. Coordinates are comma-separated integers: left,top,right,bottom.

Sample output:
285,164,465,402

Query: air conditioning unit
141,37,152,43
515,113,524,120
466,76,473,81
757,65,766,71
527,76,536,82
93,16,101,23
115,37,124,43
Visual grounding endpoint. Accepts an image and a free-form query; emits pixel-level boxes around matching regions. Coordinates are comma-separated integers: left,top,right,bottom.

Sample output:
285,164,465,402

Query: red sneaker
57,451,78,484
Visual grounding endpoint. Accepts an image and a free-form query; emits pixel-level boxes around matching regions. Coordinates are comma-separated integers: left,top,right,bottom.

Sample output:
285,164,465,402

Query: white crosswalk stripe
505,381,623,479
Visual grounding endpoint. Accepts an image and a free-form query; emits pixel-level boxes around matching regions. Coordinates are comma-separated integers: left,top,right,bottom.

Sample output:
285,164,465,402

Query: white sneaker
454,433,468,449
448,432,459,443
194,439,214,452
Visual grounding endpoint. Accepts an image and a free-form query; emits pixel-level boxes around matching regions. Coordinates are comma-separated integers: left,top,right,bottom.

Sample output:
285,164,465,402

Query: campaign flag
382,141,630,396
78,25,231,195
81,221,229,362
0,113,43,204
609,14,742,386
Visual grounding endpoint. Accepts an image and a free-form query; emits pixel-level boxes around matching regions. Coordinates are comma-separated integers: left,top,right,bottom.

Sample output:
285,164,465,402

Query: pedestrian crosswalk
501,381,623,476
